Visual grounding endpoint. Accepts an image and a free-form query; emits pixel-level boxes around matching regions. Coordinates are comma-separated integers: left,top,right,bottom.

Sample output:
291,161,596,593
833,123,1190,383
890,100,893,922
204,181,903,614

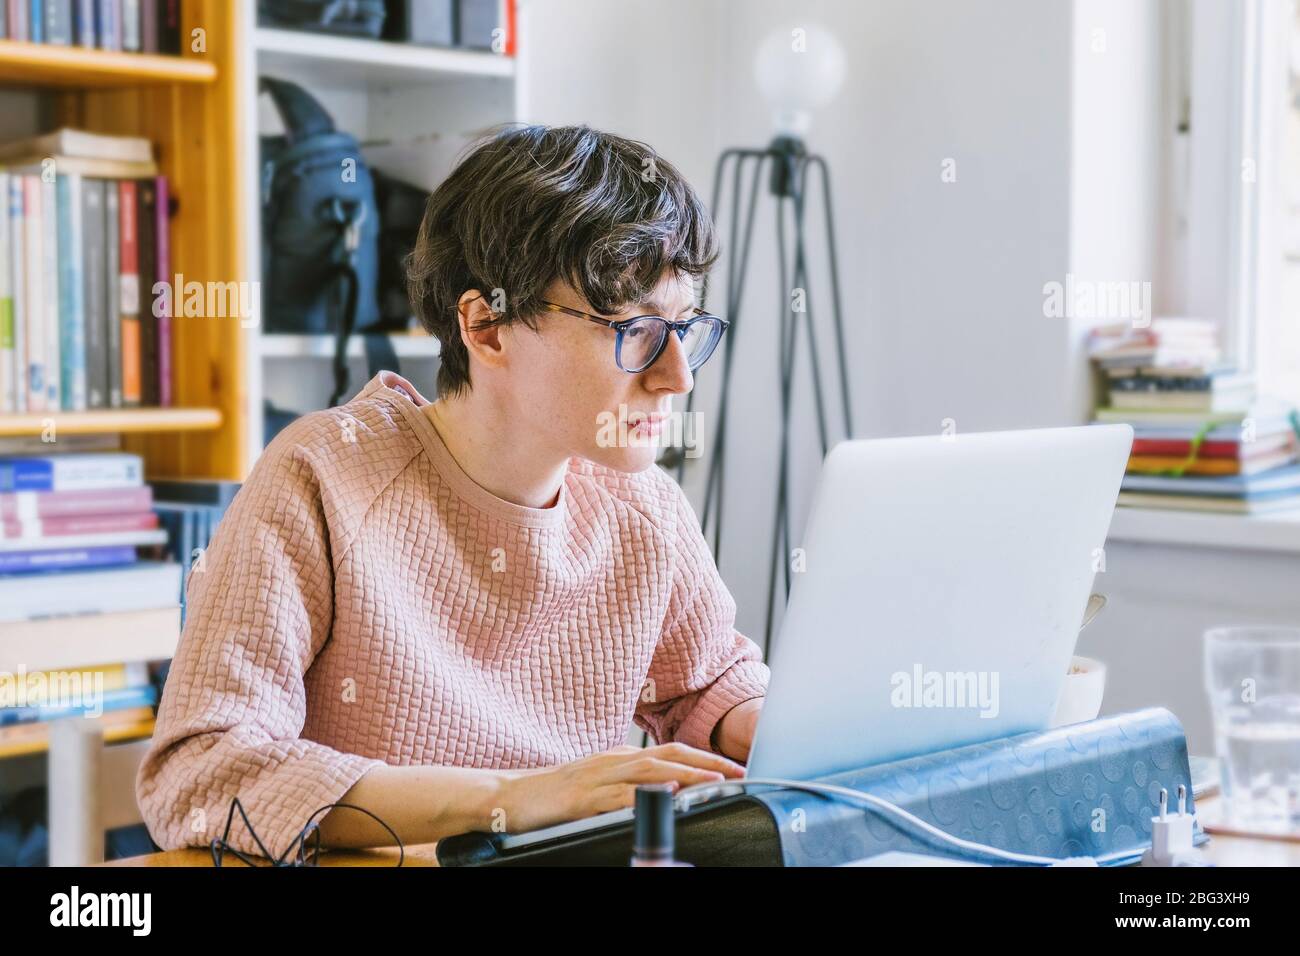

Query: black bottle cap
633,783,676,859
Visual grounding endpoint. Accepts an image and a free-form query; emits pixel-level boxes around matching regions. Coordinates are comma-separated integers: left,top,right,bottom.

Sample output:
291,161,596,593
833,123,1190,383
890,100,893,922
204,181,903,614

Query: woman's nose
643,331,694,393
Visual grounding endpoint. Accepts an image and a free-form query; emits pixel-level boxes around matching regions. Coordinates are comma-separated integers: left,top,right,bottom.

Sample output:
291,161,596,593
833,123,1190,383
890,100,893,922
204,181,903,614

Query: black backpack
260,77,398,407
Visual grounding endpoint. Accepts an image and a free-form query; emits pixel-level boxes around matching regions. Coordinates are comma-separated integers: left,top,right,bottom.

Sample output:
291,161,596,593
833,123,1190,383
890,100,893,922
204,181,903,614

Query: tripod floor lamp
670,25,855,657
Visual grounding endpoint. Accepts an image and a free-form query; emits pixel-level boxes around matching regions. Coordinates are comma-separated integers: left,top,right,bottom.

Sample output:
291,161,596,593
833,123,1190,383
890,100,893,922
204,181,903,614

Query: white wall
519,0,1287,757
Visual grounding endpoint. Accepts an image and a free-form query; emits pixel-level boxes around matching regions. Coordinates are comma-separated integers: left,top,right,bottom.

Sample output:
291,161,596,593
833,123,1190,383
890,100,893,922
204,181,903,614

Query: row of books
0,128,174,413
1089,318,1300,515
0,661,158,753
0,0,182,54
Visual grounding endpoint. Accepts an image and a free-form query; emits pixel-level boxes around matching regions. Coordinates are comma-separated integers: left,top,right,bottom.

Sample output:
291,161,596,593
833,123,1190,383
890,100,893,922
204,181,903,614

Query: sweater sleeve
135,428,387,858
634,478,770,753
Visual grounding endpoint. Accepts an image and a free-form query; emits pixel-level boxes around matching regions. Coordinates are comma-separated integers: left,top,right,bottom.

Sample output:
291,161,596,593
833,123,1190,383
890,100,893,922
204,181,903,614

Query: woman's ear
456,289,508,371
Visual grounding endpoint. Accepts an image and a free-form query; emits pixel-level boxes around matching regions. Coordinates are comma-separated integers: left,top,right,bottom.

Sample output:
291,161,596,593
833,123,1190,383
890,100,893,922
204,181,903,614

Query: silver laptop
496,424,1132,850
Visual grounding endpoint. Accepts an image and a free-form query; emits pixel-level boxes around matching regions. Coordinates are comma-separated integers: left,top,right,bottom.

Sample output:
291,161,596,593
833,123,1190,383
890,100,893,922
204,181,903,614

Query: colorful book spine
0,543,135,573
139,0,154,51
7,176,24,414
40,174,60,409
118,179,140,406
56,173,87,411
0,453,143,492
136,178,157,406
104,180,122,407
0,172,11,414
73,0,92,46
0,485,153,519
81,178,107,408
0,683,157,726
43,0,70,42
158,0,179,54
154,175,171,406
97,0,121,51
8,0,27,41
1,510,158,538
21,175,44,413
120,0,137,50
28,0,42,42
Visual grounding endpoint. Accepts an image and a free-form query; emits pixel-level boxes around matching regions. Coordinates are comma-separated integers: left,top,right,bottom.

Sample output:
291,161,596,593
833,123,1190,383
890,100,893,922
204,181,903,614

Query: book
0,452,143,492
43,0,70,43
0,543,135,573
1117,491,1300,515
56,173,87,411
138,0,153,50
82,178,108,408
0,662,149,704
0,433,118,454
0,129,153,165
0,171,11,414
118,179,140,406
1126,449,1296,477
137,178,157,405
1130,432,1295,460
6,175,24,414
0,485,152,519
1094,401,1294,428
98,0,122,51
21,175,44,412
73,0,93,45
105,181,121,407
158,0,178,53
0,560,179,621
120,0,137,50
40,174,59,409
1,510,158,538
8,0,26,41
29,0,42,42
154,175,171,405
1120,463,1300,498
1103,388,1257,414
0,155,157,178
0,683,157,726
0,528,166,553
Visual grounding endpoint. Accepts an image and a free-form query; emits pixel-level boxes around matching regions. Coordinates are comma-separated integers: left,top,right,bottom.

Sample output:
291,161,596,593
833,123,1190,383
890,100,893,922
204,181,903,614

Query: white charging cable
675,776,1155,867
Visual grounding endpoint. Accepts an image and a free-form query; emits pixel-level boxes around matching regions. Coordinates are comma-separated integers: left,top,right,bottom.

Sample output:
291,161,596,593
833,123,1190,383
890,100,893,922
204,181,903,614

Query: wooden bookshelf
0,39,217,89
0,407,222,437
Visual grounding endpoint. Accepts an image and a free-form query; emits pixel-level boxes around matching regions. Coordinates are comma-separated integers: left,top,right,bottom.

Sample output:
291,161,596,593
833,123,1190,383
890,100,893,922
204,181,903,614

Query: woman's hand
496,742,745,835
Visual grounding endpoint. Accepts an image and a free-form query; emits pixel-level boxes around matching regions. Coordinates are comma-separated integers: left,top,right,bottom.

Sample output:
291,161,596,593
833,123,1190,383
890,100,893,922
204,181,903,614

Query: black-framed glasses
540,300,730,373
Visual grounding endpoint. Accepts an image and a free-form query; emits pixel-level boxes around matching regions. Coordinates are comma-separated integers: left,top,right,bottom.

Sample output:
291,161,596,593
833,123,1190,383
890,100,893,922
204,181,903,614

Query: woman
136,124,769,857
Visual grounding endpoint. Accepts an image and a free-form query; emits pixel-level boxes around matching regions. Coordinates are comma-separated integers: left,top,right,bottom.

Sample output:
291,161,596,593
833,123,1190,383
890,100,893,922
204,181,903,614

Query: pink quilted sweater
136,370,769,857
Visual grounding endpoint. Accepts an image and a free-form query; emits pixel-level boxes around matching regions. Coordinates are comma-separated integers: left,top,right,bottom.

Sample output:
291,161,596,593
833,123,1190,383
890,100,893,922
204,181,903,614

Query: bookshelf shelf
0,40,217,88
255,27,513,88
0,407,223,437
260,332,441,359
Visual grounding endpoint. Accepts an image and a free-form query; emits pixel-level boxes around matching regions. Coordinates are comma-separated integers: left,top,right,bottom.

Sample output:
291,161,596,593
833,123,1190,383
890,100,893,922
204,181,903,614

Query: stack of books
0,128,174,413
0,1,182,54
1090,319,1300,515
0,449,172,573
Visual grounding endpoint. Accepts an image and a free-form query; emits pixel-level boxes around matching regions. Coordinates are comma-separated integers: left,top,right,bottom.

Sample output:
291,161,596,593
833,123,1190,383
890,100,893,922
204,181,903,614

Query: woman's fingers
643,742,745,777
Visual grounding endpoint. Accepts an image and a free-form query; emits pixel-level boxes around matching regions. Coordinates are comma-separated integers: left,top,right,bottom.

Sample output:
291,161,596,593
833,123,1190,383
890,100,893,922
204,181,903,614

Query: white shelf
259,333,441,359
255,27,514,88
1107,505,1300,555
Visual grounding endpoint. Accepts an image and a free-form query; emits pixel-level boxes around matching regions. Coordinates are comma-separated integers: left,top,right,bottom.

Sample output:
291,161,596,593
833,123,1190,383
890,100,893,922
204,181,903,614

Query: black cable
210,797,405,868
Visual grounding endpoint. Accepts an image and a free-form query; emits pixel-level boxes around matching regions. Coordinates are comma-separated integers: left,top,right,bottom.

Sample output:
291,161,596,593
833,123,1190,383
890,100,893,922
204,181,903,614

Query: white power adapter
1141,785,1209,866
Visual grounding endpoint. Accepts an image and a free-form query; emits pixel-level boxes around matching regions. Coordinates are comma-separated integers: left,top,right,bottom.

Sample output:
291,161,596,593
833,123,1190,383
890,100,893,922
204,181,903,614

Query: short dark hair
405,124,718,398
